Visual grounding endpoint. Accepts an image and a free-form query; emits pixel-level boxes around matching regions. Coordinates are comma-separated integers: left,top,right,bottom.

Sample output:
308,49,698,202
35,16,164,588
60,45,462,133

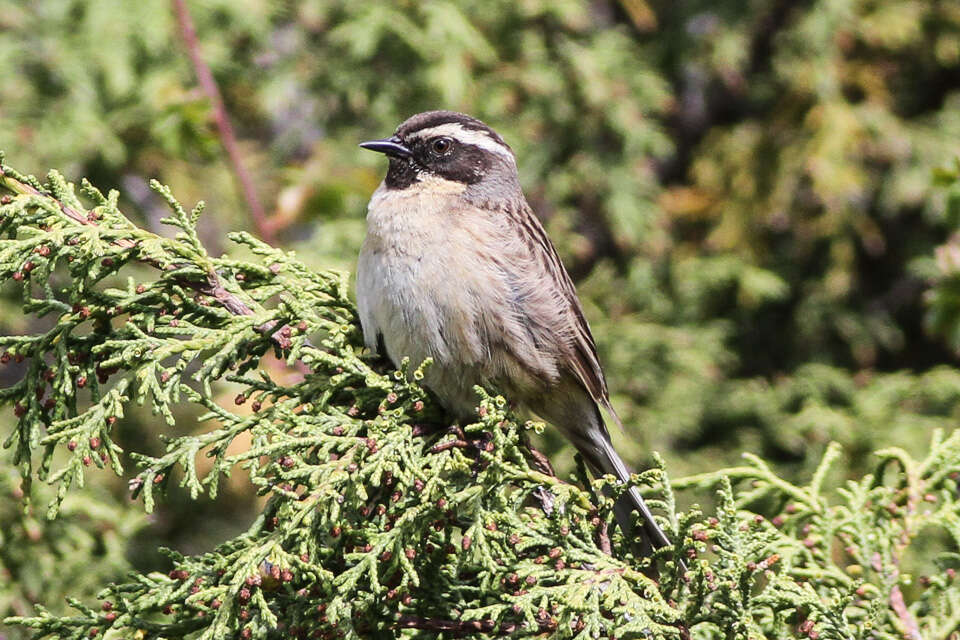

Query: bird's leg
410,421,448,438
518,429,556,477
426,422,471,453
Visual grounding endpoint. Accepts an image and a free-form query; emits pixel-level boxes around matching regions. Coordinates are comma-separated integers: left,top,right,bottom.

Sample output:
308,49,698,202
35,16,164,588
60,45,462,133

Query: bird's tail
571,414,673,556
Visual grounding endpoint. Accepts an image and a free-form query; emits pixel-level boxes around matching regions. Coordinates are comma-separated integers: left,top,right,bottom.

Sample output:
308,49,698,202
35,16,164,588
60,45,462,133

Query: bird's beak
359,136,412,158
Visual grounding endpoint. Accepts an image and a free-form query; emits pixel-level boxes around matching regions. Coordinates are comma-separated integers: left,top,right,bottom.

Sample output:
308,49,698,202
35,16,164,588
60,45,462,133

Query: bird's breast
358,189,489,361
357,187,560,415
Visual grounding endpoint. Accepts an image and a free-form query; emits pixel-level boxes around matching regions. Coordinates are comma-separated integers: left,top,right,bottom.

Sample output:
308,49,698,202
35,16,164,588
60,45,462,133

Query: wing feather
505,201,622,429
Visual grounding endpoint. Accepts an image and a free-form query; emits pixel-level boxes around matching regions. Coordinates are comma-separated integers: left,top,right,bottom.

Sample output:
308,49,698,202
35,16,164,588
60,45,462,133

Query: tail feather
563,405,672,553
532,386,675,558
589,435,673,552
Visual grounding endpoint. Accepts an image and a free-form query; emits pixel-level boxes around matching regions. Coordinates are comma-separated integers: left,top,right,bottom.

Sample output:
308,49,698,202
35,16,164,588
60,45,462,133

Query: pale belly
356,191,495,415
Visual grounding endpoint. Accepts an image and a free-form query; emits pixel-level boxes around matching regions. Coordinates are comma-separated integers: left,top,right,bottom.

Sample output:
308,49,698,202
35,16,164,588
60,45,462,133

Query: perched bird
357,110,672,555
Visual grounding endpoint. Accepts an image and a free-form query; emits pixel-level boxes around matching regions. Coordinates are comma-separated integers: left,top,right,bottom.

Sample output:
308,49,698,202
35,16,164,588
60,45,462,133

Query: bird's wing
505,201,623,430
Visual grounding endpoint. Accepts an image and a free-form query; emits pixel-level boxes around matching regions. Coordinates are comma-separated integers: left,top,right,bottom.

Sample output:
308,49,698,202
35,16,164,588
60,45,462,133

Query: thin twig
0,167,296,353
890,585,922,640
397,615,557,636
170,0,276,245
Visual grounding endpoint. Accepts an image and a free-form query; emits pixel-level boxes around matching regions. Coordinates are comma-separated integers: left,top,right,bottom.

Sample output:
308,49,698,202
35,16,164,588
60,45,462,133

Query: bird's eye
431,137,453,154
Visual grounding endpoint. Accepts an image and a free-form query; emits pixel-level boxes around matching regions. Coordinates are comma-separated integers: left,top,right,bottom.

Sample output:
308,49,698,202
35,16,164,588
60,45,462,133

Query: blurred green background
4,0,960,629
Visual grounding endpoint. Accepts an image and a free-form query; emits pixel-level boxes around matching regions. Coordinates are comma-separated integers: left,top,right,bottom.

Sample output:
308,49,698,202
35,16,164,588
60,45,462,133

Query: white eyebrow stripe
407,123,515,161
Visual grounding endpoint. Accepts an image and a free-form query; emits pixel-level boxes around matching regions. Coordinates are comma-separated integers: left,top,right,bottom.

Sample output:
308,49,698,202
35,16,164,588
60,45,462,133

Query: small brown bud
76,375,87,388
251,400,262,412
461,536,471,551
405,548,416,559
238,588,251,603
22,261,34,273
103,612,116,623
89,628,99,637
82,455,92,466
235,394,246,405
11,271,23,281
0,195,12,204
211,599,221,609
89,437,101,449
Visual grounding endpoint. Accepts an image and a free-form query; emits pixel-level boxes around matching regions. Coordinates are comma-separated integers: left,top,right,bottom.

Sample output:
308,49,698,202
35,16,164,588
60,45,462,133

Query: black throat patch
384,157,421,190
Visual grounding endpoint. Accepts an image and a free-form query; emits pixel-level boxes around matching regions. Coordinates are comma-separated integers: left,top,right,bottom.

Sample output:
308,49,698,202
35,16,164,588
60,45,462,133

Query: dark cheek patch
382,143,491,189
430,145,489,185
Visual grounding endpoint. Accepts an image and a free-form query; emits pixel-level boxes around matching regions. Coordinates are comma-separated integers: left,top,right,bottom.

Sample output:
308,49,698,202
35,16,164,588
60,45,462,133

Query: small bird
357,111,672,555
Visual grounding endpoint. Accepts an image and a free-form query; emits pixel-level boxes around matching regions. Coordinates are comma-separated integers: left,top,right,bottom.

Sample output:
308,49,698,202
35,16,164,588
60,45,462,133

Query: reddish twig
890,585,921,640
170,0,276,245
397,615,557,636
397,616,495,634
597,519,612,555
430,439,470,453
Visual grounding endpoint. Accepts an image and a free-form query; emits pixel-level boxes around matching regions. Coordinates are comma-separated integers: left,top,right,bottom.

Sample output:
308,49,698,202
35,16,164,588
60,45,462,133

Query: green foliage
4,0,960,637
0,464,143,631
4,163,960,639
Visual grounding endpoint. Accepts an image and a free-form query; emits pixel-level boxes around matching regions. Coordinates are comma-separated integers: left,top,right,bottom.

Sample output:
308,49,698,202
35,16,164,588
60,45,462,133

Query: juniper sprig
3,160,960,638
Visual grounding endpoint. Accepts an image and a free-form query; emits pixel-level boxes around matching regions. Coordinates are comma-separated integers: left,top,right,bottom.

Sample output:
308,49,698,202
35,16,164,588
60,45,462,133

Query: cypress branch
2,159,960,638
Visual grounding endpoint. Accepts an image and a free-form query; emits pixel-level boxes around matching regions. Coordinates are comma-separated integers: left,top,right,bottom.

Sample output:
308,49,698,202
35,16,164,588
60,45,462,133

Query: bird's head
360,111,520,197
